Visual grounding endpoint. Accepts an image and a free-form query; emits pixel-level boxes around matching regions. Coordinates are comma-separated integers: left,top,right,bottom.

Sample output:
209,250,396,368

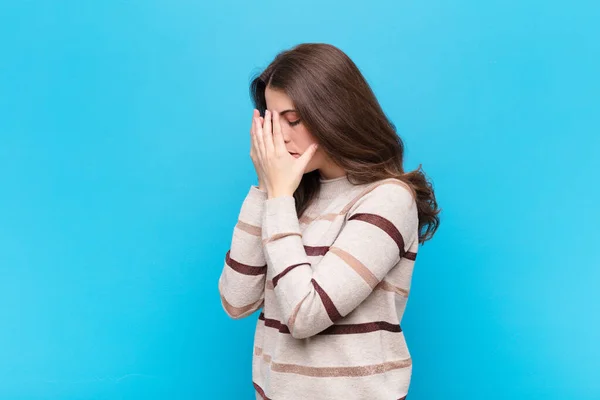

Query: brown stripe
329,246,379,289
258,312,291,334
260,313,402,335
320,321,401,335
253,382,271,400
225,249,267,276
306,245,415,262
398,396,407,400
235,219,261,236
220,294,263,318
348,213,406,258
272,263,310,287
270,357,412,377
265,278,408,298
306,245,414,261
263,231,302,245
304,245,330,256
311,279,343,322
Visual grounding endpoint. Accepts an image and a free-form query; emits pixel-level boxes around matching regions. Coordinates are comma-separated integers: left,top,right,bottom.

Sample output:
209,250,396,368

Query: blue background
1,1,598,399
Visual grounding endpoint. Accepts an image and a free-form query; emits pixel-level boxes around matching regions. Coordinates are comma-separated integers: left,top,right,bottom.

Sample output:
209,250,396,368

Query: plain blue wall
1,1,598,399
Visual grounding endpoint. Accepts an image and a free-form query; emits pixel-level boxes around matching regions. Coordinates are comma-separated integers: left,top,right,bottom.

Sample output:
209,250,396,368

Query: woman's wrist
267,191,294,199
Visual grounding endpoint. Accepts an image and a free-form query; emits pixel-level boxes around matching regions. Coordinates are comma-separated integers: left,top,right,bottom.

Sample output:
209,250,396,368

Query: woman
218,43,440,400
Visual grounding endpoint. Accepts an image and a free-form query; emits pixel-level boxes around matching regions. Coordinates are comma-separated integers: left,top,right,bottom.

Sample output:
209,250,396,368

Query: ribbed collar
318,174,355,200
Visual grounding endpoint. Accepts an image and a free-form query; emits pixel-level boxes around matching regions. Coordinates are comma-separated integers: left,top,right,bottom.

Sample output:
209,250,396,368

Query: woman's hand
250,109,267,191
251,109,318,199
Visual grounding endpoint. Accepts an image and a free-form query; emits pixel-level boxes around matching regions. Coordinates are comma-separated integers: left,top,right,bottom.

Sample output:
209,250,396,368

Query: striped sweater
218,174,419,400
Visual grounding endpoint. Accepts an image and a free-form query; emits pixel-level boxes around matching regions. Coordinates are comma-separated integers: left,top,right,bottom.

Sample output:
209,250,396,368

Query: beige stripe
270,358,412,377
376,280,409,297
300,212,341,225
299,214,313,225
299,179,414,226
318,213,339,221
254,346,412,377
287,296,306,333
340,179,413,215
330,246,379,289
220,294,263,318
235,220,261,236
262,231,302,245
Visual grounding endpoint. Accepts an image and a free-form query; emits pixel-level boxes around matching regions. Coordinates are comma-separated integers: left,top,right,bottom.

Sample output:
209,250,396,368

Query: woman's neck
317,162,347,180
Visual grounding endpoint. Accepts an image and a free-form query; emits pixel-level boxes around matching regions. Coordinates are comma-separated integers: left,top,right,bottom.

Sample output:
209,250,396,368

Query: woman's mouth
289,152,300,158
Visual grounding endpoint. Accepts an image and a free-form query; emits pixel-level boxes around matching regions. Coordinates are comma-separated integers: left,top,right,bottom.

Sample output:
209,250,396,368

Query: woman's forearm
218,185,268,319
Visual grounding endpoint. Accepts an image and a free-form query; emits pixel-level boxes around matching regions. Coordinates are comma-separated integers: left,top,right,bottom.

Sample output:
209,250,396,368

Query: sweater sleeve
218,184,268,319
261,182,418,339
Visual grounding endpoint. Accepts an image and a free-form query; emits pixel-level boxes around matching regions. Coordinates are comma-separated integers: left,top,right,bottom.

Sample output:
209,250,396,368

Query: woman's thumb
299,144,318,165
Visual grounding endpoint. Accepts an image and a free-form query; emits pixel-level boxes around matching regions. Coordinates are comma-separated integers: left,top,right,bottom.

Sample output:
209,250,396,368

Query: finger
250,114,258,155
263,110,275,156
254,116,266,160
252,109,261,132
251,110,258,142
272,110,286,154
298,143,318,168
251,120,262,160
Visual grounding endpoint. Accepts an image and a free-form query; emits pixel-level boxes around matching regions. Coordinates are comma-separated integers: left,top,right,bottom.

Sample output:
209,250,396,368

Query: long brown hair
249,43,441,244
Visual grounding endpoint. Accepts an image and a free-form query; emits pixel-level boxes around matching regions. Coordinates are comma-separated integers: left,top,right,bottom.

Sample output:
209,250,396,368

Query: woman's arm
218,184,268,319
261,181,418,338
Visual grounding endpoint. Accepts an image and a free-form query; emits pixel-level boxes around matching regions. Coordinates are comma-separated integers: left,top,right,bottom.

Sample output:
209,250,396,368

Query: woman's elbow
289,318,329,339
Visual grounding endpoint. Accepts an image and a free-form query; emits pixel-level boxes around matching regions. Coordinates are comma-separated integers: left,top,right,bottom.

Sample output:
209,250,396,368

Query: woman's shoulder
345,177,417,217
365,177,415,202
343,177,419,244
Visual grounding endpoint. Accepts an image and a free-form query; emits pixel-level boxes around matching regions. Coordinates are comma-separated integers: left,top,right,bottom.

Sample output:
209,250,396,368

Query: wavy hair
250,43,440,244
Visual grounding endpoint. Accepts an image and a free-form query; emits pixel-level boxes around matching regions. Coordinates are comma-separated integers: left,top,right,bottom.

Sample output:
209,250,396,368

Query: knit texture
218,174,419,400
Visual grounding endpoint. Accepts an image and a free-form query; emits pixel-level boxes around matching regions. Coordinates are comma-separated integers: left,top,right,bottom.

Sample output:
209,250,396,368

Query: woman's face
264,86,325,173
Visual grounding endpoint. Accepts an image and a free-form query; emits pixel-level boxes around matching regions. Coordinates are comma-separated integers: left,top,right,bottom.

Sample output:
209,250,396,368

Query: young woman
218,43,440,400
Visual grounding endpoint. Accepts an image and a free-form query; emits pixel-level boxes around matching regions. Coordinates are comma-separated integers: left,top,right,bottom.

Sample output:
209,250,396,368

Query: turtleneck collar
318,174,355,200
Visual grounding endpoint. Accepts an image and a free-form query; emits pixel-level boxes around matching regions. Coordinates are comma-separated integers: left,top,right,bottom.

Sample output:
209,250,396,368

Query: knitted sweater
218,174,419,400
